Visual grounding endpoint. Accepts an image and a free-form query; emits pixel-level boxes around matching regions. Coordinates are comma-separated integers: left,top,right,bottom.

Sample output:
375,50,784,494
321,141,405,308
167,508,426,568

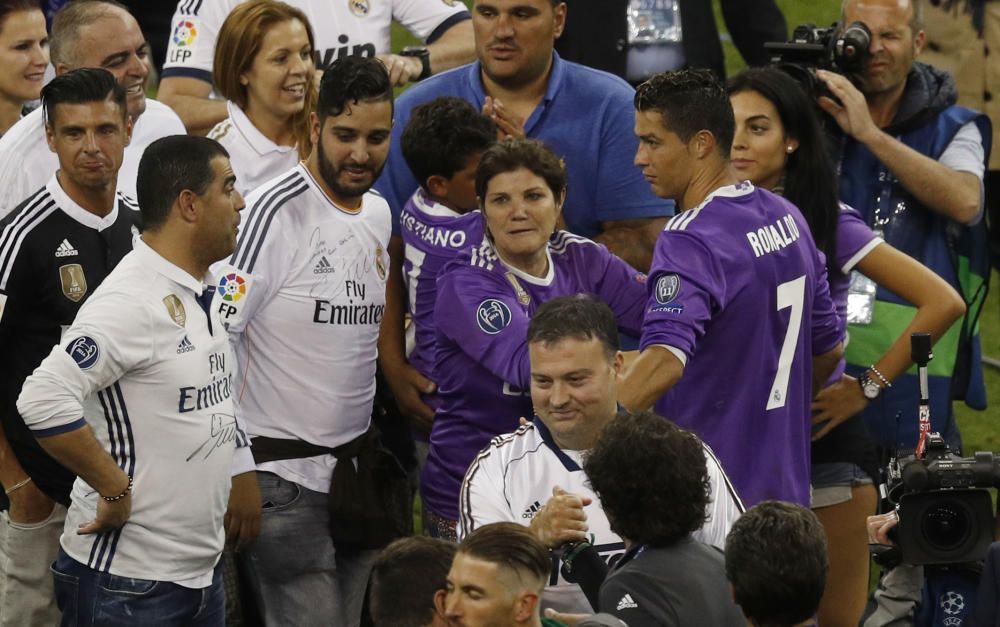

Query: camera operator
816,0,991,455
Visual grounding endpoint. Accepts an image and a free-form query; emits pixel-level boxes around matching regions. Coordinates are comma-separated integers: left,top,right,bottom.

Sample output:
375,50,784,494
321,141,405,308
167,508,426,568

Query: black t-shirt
599,538,745,626
0,183,139,504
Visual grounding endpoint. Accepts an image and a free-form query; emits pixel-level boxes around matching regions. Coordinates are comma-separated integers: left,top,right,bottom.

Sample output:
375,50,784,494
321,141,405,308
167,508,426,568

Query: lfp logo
218,273,247,302
476,299,512,335
172,20,197,47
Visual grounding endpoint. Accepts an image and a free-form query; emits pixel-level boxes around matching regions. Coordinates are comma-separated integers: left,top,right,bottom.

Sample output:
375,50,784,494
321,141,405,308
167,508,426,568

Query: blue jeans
50,549,224,627
238,472,377,627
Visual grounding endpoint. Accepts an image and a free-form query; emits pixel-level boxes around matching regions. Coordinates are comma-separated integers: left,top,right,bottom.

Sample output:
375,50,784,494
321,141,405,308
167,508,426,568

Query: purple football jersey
401,189,484,381
641,183,843,507
826,204,881,385
422,231,647,520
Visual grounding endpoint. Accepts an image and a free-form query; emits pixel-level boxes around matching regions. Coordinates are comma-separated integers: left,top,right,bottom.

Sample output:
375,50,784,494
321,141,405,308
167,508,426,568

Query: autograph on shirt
186,413,241,462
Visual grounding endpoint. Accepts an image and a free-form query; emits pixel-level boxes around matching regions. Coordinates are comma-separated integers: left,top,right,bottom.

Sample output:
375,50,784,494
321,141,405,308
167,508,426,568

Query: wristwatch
400,46,431,81
858,370,883,400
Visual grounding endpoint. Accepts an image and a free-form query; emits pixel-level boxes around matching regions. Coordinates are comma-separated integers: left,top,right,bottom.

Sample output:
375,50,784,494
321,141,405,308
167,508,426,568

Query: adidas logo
616,594,638,611
521,500,543,519
55,239,78,257
176,335,195,354
313,256,335,274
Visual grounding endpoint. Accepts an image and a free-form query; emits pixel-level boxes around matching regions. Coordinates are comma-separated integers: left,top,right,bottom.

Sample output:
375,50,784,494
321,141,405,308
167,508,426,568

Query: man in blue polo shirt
376,0,674,426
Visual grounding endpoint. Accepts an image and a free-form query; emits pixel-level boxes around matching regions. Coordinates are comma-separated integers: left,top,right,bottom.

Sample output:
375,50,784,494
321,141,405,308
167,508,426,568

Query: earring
786,146,795,154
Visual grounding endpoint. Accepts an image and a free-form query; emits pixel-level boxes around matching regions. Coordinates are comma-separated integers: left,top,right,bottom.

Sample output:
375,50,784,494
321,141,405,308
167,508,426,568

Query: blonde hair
213,0,316,158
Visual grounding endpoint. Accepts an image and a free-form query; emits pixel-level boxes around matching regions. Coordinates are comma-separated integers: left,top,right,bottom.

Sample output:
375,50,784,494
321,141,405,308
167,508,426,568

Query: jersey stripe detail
113,383,137,479
0,191,58,290
459,424,533,537
665,206,703,232
701,441,745,514
102,529,124,573
231,172,308,272
231,170,302,264
178,0,204,16
90,384,135,572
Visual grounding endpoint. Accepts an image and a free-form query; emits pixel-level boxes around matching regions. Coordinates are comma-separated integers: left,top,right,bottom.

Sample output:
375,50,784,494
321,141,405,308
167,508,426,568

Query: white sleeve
161,0,234,82
692,442,745,551
392,0,470,41
212,203,294,337
17,290,153,435
457,447,512,540
938,121,986,220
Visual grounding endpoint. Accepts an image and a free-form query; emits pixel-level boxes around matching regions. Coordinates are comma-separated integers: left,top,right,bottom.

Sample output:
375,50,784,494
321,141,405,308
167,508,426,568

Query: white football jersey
458,419,745,614
212,163,391,494
18,238,251,586
208,101,300,197
163,0,469,79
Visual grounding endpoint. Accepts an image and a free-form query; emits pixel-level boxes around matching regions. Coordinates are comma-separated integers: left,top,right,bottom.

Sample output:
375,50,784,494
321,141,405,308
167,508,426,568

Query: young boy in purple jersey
619,69,845,508
421,138,647,539
382,97,497,438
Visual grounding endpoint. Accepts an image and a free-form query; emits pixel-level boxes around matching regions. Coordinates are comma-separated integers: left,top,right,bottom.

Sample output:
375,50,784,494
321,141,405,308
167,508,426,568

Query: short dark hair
725,501,828,627
458,522,551,590
370,536,457,627
136,136,230,231
42,67,127,126
635,68,735,157
527,295,620,359
50,0,130,67
475,137,566,202
317,55,392,121
401,97,496,190
584,410,710,546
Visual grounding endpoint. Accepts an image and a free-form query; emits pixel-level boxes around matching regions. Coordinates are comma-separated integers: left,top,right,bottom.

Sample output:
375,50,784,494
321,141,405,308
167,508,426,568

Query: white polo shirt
18,238,252,586
0,100,186,218
458,419,745,614
208,101,300,197
212,163,391,494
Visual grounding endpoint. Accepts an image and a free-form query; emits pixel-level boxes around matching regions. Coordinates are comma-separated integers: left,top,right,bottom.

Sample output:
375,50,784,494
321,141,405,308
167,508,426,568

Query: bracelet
101,476,132,502
4,477,32,495
869,365,892,389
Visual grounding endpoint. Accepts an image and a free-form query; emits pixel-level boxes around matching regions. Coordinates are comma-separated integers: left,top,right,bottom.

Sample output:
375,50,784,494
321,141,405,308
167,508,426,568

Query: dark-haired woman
727,67,965,627
0,0,47,136
421,138,647,540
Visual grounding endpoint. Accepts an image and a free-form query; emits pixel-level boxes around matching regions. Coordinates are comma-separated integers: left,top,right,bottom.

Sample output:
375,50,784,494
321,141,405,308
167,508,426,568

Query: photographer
817,0,991,455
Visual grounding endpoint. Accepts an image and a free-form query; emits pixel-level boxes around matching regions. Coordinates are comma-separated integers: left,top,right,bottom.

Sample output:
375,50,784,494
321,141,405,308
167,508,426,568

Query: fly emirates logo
313,279,384,326
745,213,801,258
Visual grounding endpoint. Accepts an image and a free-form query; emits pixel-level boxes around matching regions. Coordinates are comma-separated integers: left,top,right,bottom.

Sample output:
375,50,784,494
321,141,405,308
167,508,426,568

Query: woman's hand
811,374,868,441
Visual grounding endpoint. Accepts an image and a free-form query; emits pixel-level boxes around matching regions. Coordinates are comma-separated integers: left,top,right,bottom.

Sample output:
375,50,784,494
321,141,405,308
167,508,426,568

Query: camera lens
920,500,971,550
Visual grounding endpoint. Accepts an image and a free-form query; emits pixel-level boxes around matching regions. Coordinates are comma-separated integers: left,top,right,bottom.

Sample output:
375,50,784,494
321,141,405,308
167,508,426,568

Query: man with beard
210,56,394,627
0,0,185,217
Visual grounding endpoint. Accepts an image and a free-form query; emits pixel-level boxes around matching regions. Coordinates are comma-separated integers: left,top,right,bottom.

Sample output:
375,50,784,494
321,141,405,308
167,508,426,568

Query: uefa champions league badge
66,336,100,370
655,274,680,304
476,299,512,335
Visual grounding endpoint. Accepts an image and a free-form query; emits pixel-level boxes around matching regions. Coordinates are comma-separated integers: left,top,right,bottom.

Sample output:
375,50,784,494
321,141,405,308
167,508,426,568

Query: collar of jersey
133,236,207,295
494,245,554,286
531,416,582,472
690,180,755,213
46,174,120,231
228,100,296,157
299,163,364,215
413,187,464,219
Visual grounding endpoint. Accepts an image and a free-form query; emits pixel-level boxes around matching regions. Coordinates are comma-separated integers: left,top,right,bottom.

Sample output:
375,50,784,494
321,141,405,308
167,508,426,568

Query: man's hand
483,97,525,139
78,487,131,535
383,360,437,434
225,471,262,551
867,510,899,545
7,479,55,524
543,609,592,625
816,70,881,144
377,54,423,86
811,374,868,441
529,486,591,548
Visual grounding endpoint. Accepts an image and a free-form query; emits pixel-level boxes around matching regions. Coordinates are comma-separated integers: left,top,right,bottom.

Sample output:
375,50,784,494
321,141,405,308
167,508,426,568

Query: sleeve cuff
231,444,257,477
426,12,470,44
160,67,213,83
31,417,88,438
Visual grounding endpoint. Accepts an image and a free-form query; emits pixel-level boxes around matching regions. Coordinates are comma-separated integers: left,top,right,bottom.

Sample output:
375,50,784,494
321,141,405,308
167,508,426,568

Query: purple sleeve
639,232,724,357
810,250,845,355
434,268,531,389
835,206,881,273
591,244,648,337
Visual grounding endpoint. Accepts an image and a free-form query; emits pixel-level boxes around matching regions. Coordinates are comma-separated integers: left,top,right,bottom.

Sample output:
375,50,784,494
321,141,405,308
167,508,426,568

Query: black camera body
887,434,1000,565
764,21,871,100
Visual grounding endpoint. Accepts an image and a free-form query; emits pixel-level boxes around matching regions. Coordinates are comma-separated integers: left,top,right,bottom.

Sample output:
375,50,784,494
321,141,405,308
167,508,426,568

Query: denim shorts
811,462,873,509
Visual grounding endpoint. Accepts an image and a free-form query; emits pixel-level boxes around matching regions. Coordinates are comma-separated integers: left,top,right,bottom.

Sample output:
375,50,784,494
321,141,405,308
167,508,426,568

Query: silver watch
858,371,882,400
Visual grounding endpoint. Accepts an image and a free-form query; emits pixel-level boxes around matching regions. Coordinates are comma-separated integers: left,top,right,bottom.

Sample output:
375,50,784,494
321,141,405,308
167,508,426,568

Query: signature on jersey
186,413,242,462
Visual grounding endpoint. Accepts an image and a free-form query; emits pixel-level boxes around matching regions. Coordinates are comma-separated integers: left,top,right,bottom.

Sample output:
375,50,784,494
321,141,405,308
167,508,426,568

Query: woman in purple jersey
726,67,966,627
421,138,647,539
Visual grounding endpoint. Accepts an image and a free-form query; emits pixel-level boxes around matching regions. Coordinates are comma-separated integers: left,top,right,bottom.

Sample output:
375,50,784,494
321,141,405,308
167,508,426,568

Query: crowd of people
0,0,995,625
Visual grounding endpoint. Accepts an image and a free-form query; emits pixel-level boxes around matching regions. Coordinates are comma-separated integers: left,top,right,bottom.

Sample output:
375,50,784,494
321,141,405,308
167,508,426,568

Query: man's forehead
474,0,554,10
844,0,913,22
634,109,667,135
74,12,144,58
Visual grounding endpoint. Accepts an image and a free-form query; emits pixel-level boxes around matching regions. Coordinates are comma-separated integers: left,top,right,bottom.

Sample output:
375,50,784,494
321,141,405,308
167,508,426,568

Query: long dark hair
727,68,839,274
